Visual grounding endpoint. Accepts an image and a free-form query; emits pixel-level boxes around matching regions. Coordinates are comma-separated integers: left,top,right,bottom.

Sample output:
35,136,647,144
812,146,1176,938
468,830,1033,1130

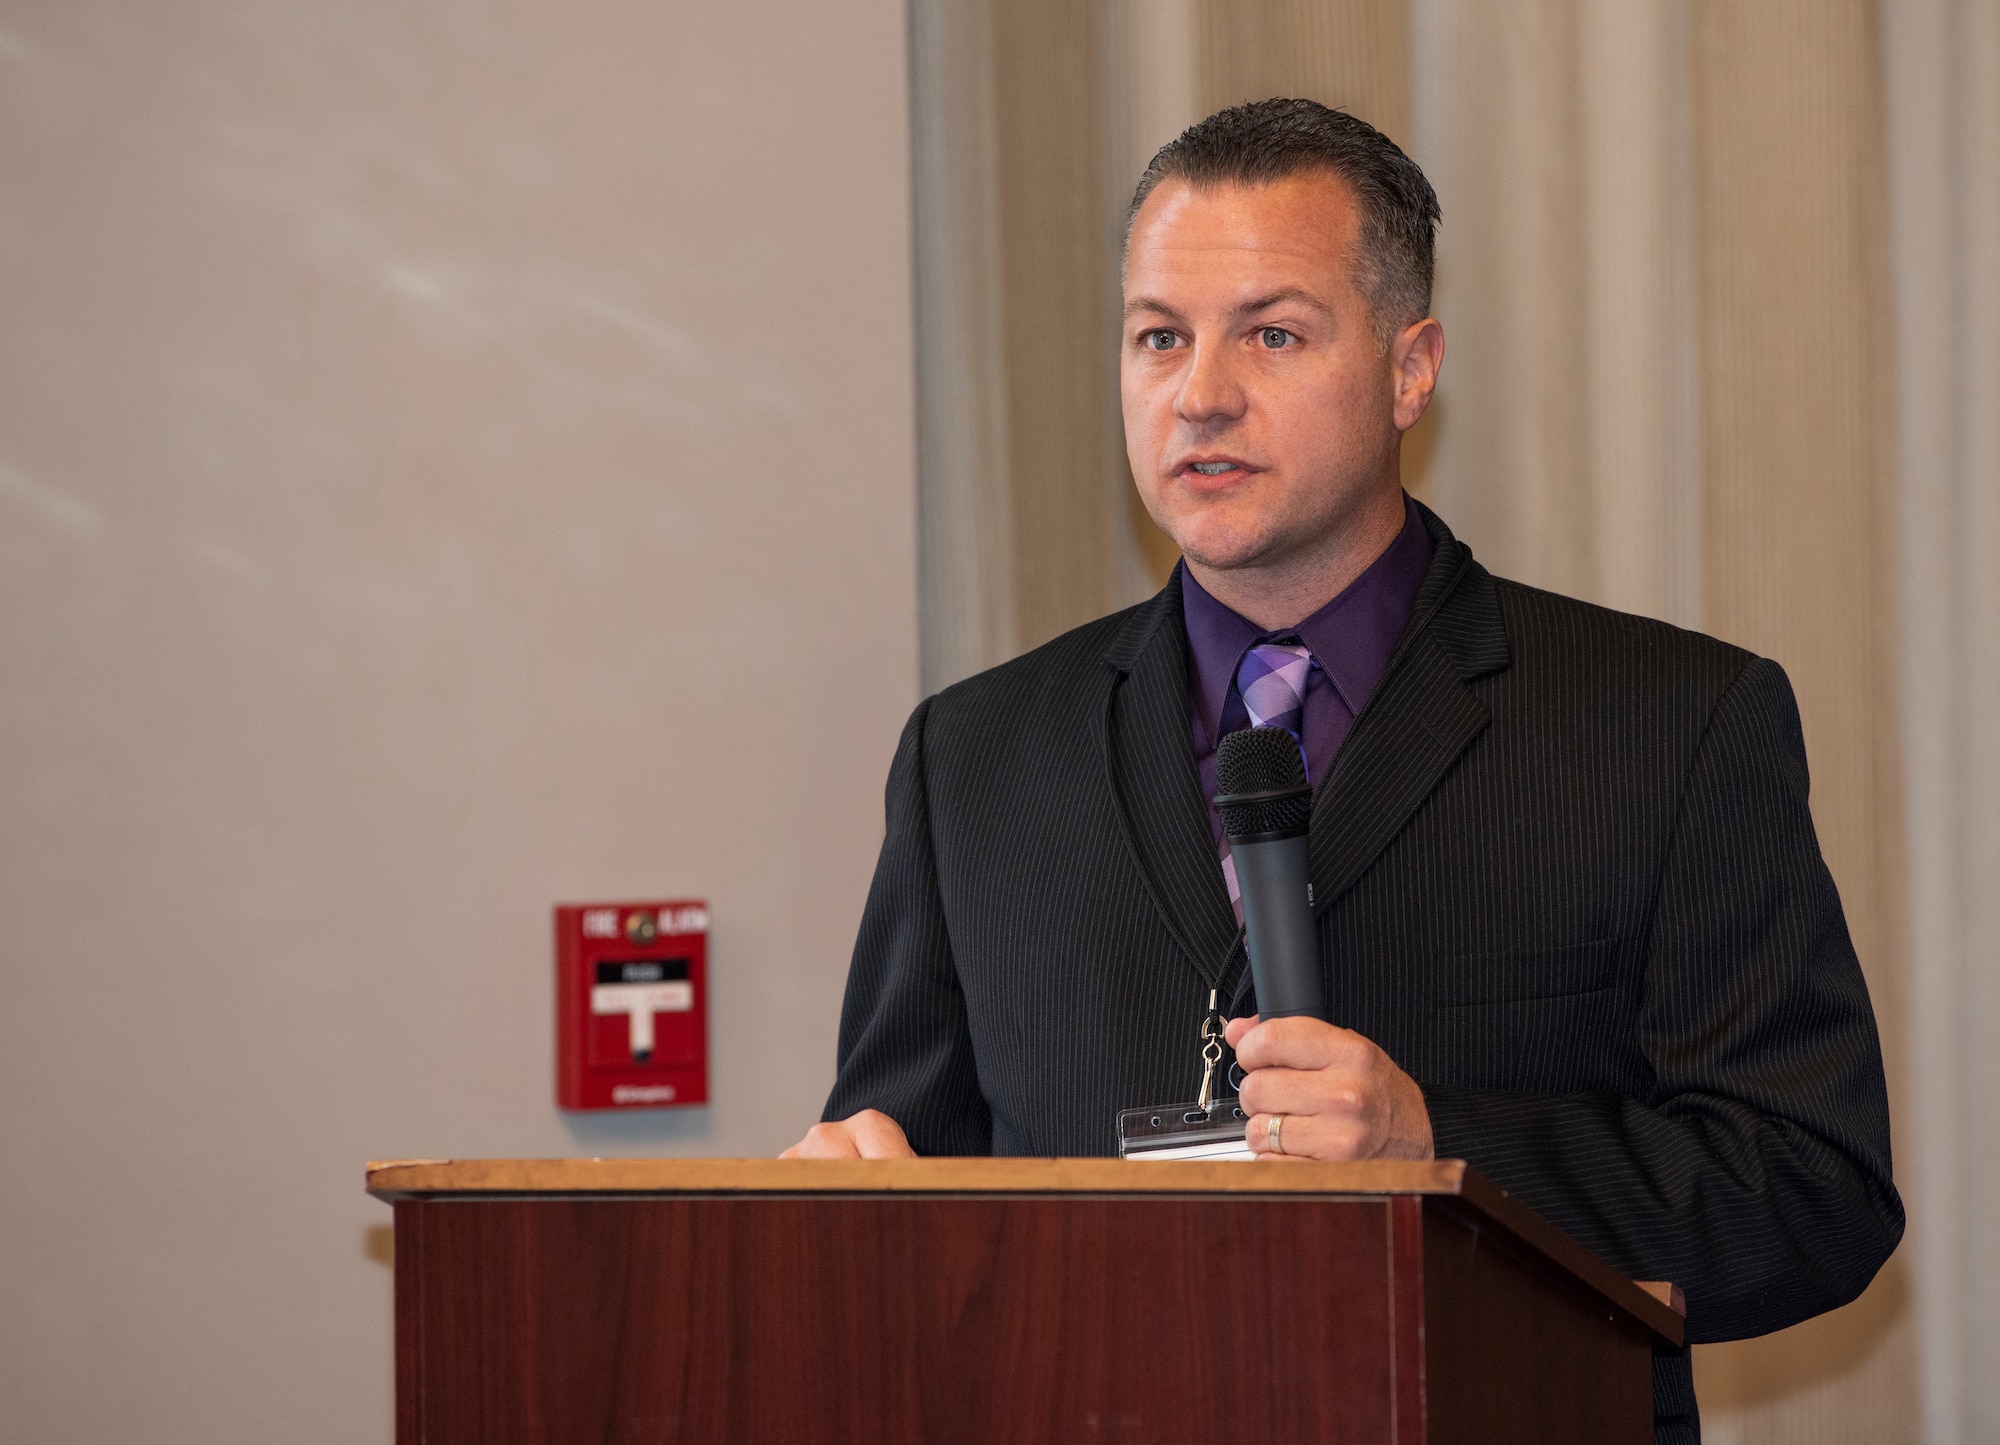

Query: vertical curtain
909,0,1017,690
910,5,2000,1432
1683,4,1911,1436
909,0,1127,690
1886,2,2000,1442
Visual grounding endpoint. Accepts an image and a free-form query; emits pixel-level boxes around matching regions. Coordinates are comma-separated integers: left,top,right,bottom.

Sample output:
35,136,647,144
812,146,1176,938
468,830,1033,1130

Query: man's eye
1260,327,1293,349
1144,330,1178,351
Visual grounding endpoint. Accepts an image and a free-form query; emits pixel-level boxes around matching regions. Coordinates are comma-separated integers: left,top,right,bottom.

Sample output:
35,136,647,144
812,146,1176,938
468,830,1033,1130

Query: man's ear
1390,317,1444,433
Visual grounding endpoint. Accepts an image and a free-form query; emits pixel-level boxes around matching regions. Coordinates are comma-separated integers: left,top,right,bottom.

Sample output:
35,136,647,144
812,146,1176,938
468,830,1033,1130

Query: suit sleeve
821,697,994,1154
1422,657,1905,1343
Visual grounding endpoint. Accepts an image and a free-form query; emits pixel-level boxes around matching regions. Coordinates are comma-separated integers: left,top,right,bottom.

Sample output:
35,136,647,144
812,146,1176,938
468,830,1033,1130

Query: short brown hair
1126,98,1441,344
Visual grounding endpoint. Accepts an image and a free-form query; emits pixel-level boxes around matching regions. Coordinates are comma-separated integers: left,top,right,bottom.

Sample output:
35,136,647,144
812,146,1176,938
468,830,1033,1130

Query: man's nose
1174,340,1247,426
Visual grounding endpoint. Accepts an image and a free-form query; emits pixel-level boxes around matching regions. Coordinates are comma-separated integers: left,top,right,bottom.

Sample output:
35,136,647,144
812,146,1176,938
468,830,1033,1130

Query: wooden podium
367,1157,1682,1445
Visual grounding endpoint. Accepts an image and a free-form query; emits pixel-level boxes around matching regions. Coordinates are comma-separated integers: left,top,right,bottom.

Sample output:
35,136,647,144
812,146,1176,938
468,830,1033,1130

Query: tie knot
1234,640,1314,736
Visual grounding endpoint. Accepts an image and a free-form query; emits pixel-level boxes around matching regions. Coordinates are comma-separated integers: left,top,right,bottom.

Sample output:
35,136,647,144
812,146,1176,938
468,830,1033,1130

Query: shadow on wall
559,1106,718,1153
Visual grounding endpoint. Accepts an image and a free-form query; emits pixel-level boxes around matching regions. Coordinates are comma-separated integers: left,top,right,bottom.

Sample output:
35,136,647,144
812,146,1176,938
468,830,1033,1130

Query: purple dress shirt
1183,492,1434,850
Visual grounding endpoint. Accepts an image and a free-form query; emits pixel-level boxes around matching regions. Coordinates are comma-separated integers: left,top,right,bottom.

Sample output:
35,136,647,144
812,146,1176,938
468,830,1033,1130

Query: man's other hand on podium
781,1108,918,1159
1226,1015,1436,1161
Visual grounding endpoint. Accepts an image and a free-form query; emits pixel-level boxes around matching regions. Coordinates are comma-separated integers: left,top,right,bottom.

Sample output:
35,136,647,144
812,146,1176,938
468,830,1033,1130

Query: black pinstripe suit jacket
825,504,1902,1442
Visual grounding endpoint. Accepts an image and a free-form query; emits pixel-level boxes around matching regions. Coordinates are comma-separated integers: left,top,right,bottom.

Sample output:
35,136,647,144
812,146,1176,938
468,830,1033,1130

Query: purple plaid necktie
1218,640,1316,917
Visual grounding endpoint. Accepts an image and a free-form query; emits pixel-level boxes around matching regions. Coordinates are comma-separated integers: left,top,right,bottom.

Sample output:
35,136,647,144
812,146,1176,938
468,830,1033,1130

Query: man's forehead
1124,174,1359,293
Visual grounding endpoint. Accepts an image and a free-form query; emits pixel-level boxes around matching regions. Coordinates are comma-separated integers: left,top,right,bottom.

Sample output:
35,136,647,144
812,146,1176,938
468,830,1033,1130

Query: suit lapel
1308,512,1512,913
1098,573,1243,990
1096,509,1511,975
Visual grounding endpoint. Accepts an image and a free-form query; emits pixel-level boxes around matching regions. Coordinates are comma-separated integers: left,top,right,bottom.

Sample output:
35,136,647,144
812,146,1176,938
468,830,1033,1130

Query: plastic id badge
1117,1099,1256,1161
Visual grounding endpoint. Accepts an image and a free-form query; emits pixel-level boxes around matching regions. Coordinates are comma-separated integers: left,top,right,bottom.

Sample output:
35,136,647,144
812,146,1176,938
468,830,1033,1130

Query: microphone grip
1232,834,1327,1021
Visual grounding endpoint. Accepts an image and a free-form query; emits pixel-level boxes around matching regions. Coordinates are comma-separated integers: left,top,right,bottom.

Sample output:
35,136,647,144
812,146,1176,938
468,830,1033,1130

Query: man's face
1121,174,1425,575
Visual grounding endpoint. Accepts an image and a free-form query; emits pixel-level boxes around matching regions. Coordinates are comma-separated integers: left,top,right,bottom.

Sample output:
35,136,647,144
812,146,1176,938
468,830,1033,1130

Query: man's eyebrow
1235,287,1337,320
1121,288,1339,324
1122,295,1185,323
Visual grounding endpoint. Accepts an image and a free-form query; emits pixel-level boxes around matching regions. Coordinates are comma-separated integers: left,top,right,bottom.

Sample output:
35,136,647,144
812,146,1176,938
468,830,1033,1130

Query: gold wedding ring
1266,1113,1286,1154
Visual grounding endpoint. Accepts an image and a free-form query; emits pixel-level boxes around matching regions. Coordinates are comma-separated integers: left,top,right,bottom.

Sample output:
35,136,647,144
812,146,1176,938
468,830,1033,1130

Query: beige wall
0,4,915,1442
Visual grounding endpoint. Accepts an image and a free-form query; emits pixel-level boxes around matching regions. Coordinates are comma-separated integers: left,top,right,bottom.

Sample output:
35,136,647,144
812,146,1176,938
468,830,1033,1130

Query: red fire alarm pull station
556,900,710,1110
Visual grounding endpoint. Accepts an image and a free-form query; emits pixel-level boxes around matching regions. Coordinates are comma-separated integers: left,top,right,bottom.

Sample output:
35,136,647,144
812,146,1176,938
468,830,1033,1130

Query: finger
785,1122,861,1159
1244,1109,1370,1161
1222,1014,1261,1049
1237,1065,1372,1121
1232,1015,1366,1072
845,1109,917,1159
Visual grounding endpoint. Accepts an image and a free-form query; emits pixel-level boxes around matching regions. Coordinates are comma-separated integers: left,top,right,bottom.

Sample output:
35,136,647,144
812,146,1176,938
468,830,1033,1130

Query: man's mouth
1178,455,1255,481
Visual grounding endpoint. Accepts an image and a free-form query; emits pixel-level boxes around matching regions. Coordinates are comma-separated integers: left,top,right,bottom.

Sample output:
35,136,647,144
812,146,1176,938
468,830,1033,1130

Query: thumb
1222,1013,1262,1049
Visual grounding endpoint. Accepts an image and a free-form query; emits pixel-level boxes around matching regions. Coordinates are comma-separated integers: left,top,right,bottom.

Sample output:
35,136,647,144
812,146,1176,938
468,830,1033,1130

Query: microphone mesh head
1215,726,1312,839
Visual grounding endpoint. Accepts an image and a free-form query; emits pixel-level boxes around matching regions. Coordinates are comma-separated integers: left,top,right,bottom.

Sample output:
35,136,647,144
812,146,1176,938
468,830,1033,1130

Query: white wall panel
0,4,916,1440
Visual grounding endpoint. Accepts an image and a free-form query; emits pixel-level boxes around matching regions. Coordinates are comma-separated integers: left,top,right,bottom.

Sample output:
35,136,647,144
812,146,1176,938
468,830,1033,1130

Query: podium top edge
364,1155,1470,1200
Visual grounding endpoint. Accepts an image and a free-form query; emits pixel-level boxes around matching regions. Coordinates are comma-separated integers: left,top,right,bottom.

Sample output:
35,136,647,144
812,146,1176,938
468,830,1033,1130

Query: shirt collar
1181,492,1435,749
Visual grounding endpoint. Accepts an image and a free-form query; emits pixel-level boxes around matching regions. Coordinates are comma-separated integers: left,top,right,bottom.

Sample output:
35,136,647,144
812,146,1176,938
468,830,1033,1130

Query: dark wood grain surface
397,1194,1411,1445
1420,1200,1655,1445
387,1167,1673,1444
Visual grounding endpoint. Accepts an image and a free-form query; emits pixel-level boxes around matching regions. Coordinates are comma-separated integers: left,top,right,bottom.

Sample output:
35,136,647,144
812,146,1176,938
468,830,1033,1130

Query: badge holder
1117,1099,1255,1160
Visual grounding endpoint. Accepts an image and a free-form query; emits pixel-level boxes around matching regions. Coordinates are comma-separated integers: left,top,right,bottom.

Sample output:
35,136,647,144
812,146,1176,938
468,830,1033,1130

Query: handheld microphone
1215,726,1327,1021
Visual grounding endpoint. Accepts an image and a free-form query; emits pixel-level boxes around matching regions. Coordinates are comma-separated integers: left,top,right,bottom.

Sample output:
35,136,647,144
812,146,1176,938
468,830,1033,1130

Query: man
787,99,1902,1442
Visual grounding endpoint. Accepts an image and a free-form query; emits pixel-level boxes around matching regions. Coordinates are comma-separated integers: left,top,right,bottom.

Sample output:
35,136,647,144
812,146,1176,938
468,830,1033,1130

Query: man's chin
1161,484,1400,579
1173,527,1289,575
